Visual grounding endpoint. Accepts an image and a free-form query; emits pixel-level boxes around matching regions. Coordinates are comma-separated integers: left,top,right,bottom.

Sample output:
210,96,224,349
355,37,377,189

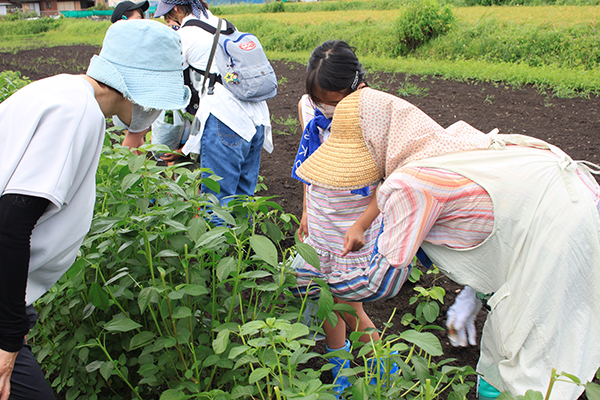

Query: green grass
1,4,600,96
0,18,110,51
210,0,600,15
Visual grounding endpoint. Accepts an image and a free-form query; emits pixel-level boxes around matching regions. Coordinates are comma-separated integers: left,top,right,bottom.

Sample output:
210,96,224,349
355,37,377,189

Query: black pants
9,306,55,400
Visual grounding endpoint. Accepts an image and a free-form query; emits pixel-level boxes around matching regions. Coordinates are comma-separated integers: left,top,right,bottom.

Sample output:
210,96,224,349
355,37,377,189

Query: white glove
446,286,482,347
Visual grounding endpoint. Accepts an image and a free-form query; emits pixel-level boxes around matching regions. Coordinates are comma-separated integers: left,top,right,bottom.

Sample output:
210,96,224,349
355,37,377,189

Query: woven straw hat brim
296,90,381,190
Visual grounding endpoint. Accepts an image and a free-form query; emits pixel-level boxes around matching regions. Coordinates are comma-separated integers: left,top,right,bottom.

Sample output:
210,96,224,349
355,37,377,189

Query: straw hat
86,19,190,111
296,90,381,190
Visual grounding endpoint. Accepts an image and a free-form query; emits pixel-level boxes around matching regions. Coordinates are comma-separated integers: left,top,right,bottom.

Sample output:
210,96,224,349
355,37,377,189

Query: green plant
273,115,299,135
277,75,288,86
401,266,446,330
497,369,600,400
0,70,30,103
394,0,455,56
262,1,285,14
255,175,268,193
29,128,317,400
397,75,430,98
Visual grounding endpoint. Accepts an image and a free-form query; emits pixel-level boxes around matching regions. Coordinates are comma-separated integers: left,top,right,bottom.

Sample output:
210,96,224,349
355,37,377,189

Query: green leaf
127,153,146,173
160,389,187,400
99,360,114,381
422,301,440,323
83,303,95,319
130,331,156,350
240,320,267,336
121,173,140,193
195,226,228,248
228,345,250,360
163,218,188,231
163,180,187,199
250,235,278,267
104,269,129,286
104,317,142,333
316,287,334,320
156,249,179,257
213,329,230,355
233,354,259,370
66,258,85,280
240,270,272,279
178,284,209,296
213,208,236,226
559,371,580,384
249,367,270,384
497,393,519,400
216,256,237,282
295,241,320,270
263,220,284,243
286,323,310,341
188,216,207,242
138,363,160,378
138,287,158,313
66,387,80,400
89,282,109,311
400,330,443,356
520,390,544,400
85,360,103,373
586,382,600,400
172,306,192,319
350,377,369,400
202,176,221,194
231,385,255,399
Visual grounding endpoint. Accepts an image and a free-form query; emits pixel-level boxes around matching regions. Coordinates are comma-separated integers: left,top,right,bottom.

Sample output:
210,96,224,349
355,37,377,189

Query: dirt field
3,44,599,399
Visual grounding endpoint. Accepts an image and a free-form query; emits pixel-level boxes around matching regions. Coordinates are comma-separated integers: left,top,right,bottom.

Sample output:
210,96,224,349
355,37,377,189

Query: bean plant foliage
23,127,478,400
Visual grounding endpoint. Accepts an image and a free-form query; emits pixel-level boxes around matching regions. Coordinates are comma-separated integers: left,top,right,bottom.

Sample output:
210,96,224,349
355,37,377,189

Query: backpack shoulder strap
181,18,235,35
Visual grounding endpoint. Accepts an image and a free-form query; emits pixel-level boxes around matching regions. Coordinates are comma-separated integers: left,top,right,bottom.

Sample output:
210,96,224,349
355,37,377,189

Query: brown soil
3,45,599,399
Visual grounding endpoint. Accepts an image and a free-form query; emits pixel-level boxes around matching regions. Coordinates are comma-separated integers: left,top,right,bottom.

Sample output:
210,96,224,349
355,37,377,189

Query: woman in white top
0,20,190,400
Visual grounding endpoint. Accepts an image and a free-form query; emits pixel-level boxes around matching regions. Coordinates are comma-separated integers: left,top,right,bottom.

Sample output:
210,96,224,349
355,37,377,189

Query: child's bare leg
337,298,380,344
324,309,347,350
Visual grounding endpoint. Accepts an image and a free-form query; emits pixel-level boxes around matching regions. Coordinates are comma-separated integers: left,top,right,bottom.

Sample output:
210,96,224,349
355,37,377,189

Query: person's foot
367,350,399,386
327,339,352,398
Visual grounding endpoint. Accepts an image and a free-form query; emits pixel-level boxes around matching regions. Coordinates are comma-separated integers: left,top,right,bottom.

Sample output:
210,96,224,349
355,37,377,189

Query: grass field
1,3,599,96
229,5,600,25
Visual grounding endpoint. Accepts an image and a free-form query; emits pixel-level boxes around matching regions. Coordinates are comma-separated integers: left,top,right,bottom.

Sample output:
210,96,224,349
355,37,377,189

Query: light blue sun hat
86,19,190,110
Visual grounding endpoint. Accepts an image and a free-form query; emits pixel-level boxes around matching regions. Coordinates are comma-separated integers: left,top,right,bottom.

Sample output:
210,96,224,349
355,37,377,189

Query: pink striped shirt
377,167,494,271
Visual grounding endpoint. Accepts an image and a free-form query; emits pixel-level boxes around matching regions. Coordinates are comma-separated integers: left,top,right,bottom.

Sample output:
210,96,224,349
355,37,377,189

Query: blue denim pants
200,114,265,205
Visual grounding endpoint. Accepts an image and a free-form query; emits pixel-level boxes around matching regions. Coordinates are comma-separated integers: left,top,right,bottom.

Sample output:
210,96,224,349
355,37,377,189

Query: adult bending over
0,20,190,400
296,87,600,400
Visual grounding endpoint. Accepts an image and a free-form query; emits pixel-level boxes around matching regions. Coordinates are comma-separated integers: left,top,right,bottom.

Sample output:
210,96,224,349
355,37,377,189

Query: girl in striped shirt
291,41,392,396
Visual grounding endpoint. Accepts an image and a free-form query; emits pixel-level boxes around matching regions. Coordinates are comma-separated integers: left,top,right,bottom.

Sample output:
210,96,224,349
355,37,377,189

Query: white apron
405,134,600,399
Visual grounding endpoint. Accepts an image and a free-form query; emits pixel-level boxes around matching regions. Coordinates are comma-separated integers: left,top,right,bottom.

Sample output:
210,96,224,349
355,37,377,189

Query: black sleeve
0,194,50,352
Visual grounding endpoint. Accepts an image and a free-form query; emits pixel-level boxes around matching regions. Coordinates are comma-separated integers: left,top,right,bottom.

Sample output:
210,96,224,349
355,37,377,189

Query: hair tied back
351,70,360,91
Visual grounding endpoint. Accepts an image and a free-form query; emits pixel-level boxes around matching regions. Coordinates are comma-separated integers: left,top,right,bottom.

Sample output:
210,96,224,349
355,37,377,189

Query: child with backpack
154,0,275,207
292,41,397,397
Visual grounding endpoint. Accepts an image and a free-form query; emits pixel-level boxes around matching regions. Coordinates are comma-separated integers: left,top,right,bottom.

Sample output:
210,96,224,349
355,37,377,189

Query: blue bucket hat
86,19,190,110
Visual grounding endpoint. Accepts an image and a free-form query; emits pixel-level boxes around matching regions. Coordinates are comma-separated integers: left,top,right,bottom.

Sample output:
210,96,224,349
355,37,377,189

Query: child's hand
161,149,183,162
298,213,308,242
342,224,366,256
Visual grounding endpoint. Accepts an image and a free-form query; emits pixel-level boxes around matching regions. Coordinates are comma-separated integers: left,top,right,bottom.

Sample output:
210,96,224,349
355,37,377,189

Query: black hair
305,40,366,104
